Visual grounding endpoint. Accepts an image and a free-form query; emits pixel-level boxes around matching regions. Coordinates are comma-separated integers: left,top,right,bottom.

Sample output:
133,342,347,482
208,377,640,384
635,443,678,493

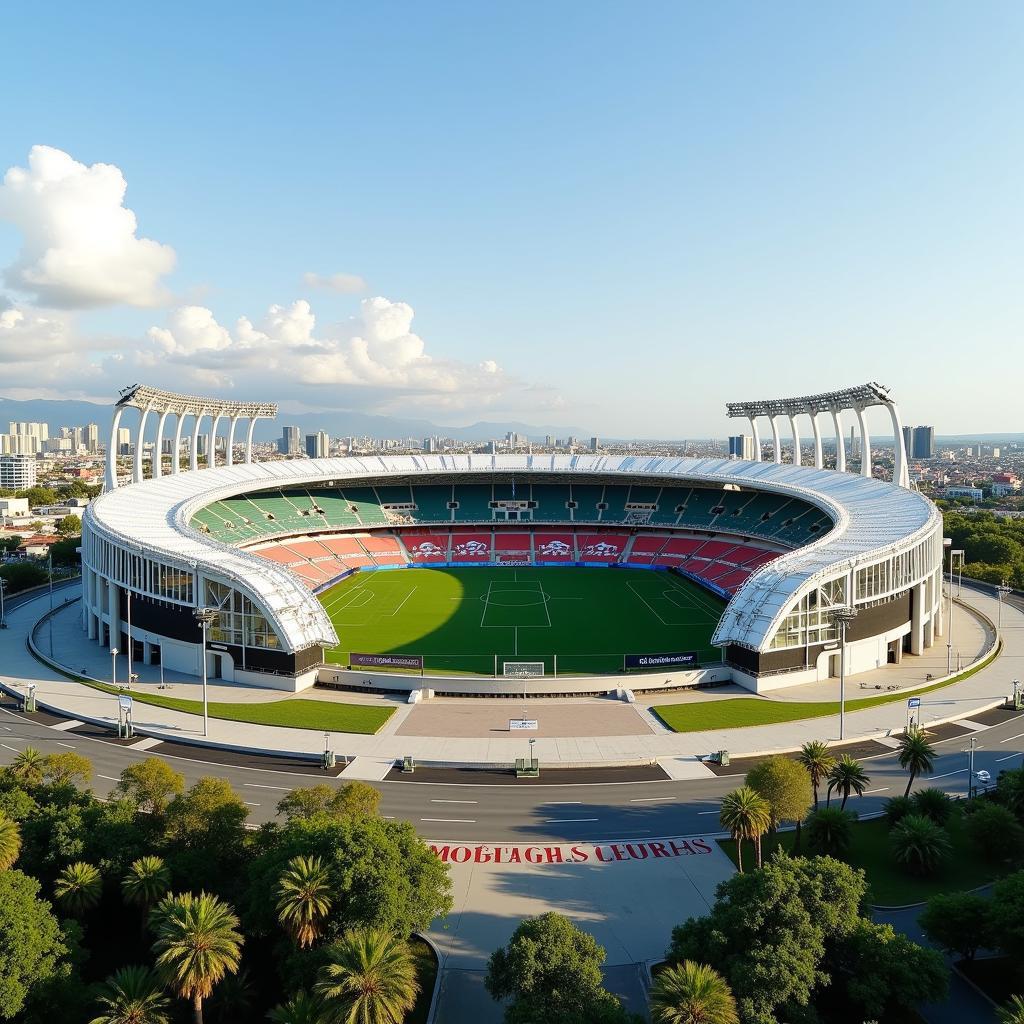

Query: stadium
80,384,945,697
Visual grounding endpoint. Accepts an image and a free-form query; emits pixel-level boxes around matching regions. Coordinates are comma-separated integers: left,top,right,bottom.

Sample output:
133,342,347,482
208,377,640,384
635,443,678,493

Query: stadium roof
85,454,940,655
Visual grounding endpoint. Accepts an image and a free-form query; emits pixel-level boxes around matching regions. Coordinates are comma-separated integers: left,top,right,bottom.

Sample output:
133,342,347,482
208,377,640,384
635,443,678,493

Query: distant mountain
0,397,590,445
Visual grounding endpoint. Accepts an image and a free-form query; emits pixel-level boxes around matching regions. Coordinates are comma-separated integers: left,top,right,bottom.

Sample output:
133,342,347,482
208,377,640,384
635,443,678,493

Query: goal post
502,661,545,678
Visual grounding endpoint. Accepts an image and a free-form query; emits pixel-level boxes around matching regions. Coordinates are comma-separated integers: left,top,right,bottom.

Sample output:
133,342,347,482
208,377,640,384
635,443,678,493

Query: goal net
502,661,545,678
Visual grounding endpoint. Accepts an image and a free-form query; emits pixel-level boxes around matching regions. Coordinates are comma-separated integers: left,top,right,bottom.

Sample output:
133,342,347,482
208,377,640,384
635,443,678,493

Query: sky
0,2,1022,439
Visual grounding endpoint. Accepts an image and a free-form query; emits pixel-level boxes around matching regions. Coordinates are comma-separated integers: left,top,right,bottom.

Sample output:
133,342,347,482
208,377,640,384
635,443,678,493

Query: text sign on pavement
429,837,715,865
509,719,538,731
908,697,921,708
118,695,132,712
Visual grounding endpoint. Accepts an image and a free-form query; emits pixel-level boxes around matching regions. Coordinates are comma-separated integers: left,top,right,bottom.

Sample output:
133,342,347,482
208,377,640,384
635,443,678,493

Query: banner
625,651,699,670
350,652,423,670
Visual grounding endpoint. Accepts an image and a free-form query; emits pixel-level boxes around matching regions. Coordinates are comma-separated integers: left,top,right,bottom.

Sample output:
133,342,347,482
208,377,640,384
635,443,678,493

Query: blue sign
908,697,921,708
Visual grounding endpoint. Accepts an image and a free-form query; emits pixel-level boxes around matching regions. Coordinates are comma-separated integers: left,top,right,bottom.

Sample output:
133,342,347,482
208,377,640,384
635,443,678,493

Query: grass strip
652,641,1001,733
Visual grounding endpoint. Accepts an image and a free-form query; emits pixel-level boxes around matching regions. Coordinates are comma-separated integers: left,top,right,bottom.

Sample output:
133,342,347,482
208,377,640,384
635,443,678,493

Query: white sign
908,697,921,709
509,719,538,731
503,661,545,678
118,695,133,712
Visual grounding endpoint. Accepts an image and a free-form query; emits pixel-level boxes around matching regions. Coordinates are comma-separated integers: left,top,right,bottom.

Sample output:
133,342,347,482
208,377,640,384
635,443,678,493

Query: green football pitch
319,566,725,676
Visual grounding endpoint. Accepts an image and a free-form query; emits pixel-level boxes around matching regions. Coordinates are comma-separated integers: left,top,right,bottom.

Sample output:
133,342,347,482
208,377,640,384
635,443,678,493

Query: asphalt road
3,578,1023,844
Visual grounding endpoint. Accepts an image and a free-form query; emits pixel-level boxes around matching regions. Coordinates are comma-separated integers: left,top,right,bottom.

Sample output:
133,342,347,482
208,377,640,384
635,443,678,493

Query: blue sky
0,2,1021,437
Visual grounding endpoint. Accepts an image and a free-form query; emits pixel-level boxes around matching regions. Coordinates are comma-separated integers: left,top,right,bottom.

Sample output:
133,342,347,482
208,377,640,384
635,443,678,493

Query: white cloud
302,271,368,294
0,145,176,309
0,299,77,363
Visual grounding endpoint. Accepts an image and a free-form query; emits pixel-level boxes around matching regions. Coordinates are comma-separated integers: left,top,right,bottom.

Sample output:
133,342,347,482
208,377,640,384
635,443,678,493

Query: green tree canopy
650,960,738,1024
745,757,812,831
275,782,380,823
54,515,82,537
116,759,185,815
919,891,994,962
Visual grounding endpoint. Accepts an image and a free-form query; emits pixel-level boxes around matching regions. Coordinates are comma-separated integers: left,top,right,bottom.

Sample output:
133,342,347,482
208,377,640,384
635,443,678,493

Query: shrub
910,788,953,826
965,803,1024,864
804,808,856,858
883,796,914,827
890,814,952,877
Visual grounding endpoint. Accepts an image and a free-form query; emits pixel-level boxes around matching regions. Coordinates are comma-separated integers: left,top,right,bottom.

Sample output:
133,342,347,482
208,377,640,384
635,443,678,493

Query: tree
965,803,1024,863
718,787,771,872
277,855,332,948
315,928,419,1024
0,870,71,1019
55,515,82,537
9,747,46,786
0,811,21,870
151,891,243,1024
89,965,171,1024
54,861,103,917
267,991,325,1024
797,741,836,811
122,856,172,922
838,919,948,1019
115,759,184,815
804,807,855,858
910,787,953,826
49,536,82,567
18,485,58,507
882,795,914,826
745,757,812,845
669,854,866,1024
996,768,1024,818
650,961,738,1024
0,562,47,593
486,913,630,1024
898,727,937,797
999,995,1024,1024
826,755,870,810
43,751,93,787
890,814,952,876
919,891,994,962
275,782,380,823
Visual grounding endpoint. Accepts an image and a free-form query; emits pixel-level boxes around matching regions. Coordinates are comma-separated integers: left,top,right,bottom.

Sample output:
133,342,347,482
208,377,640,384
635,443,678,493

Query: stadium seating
531,484,572,522
575,532,630,562
533,532,575,561
401,533,450,562
450,532,492,561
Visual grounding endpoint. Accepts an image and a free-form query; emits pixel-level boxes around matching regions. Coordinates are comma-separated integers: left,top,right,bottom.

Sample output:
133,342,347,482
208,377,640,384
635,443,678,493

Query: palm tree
151,892,244,1024
267,991,326,1024
55,861,103,917
650,960,739,1024
276,855,332,948
89,965,171,1024
998,994,1024,1024
891,813,952,876
0,811,21,869
797,740,836,811
804,807,856,858
315,928,419,1024
827,754,870,811
123,856,172,932
898,727,937,797
9,746,46,785
719,786,772,872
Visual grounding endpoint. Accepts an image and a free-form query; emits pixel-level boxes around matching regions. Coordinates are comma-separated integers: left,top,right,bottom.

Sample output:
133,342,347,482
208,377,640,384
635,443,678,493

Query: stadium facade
80,388,945,695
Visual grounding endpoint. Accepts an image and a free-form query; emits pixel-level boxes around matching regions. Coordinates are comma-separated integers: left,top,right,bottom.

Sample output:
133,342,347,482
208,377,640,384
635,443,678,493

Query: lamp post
0,577,7,630
998,582,1012,631
110,647,119,689
125,589,133,687
961,736,982,798
193,608,218,737
829,606,858,741
47,550,54,656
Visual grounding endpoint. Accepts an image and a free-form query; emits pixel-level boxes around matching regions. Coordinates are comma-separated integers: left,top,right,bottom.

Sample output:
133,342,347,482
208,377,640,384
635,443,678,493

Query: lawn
652,640,1001,733
78,679,394,734
719,807,1002,905
319,566,725,676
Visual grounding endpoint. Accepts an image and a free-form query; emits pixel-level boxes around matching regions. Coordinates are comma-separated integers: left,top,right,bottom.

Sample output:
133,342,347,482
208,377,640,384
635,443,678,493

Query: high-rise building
305,431,329,458
728,434,754,460
423,437,437,453
0,454,37,490
590,437,600,452
545,435,555,447
86,423,100,454
117,427,132,455
901,426,912,456
912,426,935,459
280,426,301,455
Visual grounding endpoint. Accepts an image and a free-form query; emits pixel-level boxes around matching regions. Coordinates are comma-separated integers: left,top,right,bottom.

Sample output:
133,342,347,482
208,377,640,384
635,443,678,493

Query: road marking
931,768,967,780
244,801,261,806
98,774,120,782
864,788,890,794
544,817,599,823
630,796,674,803
55,741,75,749
244,783,293,791
430,799,478,804
544,800,582,805
697,810,719,815
999,731,1024,744
131,737,162,750
0,743,21,753
2,727,10,732
996,753,1020,763
51,719,83,732
420,817,476,824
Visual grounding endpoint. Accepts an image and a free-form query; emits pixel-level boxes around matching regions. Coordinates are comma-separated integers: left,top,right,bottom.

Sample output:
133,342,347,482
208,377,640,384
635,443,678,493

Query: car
975,769,992,786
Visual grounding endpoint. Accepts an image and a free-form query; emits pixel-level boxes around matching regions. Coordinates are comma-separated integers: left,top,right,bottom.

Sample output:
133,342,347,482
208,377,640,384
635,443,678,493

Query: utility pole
961,736,982,798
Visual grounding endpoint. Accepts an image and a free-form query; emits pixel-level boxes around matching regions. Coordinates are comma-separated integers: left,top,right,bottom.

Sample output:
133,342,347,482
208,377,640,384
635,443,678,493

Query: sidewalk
0,583,1019,768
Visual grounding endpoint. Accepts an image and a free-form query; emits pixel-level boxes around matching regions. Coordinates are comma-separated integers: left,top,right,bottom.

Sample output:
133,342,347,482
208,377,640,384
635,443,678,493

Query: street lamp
0,577,7,629
193,608,218,737
828,606,858,741
961,736,983,798
998,582,1013,631
110,647,119,689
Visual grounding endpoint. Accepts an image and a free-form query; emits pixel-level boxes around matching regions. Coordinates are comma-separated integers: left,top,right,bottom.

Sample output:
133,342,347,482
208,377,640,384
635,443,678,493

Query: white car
975,769,992,786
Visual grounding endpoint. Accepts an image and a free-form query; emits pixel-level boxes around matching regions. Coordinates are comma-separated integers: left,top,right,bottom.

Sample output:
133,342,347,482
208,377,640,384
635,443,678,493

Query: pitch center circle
481,591,551,608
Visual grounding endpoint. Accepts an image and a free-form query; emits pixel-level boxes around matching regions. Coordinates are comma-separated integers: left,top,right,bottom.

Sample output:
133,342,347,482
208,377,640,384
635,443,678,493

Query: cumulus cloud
0,145,176,308
302,271,367,294
0,298,77,363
